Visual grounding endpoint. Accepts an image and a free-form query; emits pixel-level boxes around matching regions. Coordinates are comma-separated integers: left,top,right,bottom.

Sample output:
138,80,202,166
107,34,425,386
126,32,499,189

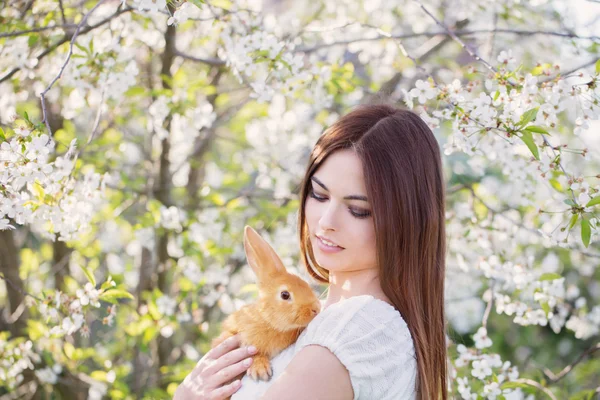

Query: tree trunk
0,228,28,337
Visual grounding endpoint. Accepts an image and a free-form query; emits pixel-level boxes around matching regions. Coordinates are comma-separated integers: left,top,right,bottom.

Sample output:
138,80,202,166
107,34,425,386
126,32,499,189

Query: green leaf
564,199,576,207
523,125,550,135
64,342,75,359
586,196,600,207
27,319,48,341
501,382,530,390
90,371,108,382
143,325,159,344
0,127,5,141
147,300,161,320
570,389,599,400
520,130,539,160
78,264,96,287
581,218,591,248
519,108,539,127
531,65,544,76
539,273,562,281
569,214,579,230
596,58,600,74
124,86,146,97
28,34,40,48
75,42,89,55
100,279,116,291
531,63,552,76
541,301,551,316
99,289,134,303
188,0,204,8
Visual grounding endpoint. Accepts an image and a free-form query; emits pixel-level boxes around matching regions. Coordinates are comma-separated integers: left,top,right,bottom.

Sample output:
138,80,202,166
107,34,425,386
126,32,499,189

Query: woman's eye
308,189,327,202
309,189,371,219
280,291,291,300
351,209,372,218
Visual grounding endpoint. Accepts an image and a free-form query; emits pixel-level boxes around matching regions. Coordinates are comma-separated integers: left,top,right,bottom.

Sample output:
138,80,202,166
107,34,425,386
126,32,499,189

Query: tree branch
413,0,497,74
58,0,67,25
39,0,108,135
298,29,600,54
544,343,600,383
543,56,600,82
412,3,581,210
513,378,557,400
481,282,494,329
175,50,226,66
0,23,77,38
0,4,133,85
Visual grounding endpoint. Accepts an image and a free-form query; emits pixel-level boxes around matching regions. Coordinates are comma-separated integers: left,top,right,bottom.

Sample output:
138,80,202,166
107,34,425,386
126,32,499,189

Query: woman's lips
316,235,344,253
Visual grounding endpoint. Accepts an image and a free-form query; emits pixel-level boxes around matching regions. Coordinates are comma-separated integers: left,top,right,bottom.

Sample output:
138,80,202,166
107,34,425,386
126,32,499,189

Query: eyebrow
311,176,369,202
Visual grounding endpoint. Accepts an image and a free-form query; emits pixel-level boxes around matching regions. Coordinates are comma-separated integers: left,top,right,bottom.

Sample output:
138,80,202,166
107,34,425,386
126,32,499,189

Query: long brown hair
297,104,448,400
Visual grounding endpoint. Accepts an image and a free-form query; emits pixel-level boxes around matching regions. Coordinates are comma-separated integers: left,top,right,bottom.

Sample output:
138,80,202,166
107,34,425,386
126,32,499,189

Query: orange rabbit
211,225,321,385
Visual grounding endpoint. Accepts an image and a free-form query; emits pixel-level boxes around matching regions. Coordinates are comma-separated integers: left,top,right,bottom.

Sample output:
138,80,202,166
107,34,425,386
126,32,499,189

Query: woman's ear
243,225,286,283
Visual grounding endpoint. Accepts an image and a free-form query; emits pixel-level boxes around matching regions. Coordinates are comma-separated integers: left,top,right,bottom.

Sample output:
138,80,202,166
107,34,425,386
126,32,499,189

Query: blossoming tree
1,0,599,398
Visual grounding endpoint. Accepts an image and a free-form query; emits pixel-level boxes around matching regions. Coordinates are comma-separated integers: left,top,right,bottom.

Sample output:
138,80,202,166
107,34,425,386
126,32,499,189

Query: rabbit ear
244,225,286,282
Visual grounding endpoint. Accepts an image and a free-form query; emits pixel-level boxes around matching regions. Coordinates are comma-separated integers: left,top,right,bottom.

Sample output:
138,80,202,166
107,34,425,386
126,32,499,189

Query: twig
169,97,252,178
84,87,107,150
540,135,577,205
412,0,497,75
0,5,133,84
481,282,494,329
298,29,600,53
542,56,600,83
543,343,600,383
454,179,600,256
486,13,499,61
414,0,580,210
445,294,479,303
383,28,432,78
58,0,67,25
0,23,77,38
467,186,541,236
175,50,226,66
513,378,557,400
39,0,108,135
0,272,44,302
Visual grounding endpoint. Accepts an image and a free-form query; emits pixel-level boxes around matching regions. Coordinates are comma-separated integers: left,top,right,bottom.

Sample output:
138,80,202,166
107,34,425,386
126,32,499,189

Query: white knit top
231,295,418,400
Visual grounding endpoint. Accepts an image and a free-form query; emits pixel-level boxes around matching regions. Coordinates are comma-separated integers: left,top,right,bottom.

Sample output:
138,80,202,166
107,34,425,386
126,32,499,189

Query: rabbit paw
247,354,272,381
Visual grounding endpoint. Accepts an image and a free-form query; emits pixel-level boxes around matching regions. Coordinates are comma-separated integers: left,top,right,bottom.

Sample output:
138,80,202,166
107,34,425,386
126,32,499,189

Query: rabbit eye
280,291,291,300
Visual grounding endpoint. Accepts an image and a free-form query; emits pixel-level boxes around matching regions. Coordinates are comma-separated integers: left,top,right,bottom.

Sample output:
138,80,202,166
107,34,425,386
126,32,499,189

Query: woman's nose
318,204,338,232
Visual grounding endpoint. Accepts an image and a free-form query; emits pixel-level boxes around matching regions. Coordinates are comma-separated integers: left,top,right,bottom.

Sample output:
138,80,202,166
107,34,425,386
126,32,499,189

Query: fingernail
244,358,253,366
248,345,257,354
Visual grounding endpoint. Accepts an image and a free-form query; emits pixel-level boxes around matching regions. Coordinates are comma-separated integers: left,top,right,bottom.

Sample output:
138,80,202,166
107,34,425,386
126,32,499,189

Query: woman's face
304,149,377,274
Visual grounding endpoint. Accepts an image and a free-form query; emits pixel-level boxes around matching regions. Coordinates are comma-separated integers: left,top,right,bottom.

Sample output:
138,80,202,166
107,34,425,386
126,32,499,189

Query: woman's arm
259,345,354,400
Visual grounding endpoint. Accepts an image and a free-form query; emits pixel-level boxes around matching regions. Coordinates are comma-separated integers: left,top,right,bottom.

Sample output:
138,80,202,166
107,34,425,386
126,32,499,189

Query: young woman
175,104,448,400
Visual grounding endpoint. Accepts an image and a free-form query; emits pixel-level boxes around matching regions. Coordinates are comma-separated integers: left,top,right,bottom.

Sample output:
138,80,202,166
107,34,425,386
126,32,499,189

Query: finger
205,334,242,361
209,378,242,400
211,357,253,388
204,345,257,376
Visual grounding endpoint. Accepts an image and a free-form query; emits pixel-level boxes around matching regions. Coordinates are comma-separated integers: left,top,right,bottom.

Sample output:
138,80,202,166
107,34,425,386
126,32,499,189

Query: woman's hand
174,334,257,400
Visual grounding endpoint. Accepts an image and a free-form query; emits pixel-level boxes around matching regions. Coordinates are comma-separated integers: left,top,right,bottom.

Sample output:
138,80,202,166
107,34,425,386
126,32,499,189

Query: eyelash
308,188,372,219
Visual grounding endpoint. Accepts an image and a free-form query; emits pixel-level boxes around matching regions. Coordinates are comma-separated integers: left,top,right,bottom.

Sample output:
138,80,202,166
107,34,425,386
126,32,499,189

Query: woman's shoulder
301,295,413,346
296,295,417,399
313,294,411,336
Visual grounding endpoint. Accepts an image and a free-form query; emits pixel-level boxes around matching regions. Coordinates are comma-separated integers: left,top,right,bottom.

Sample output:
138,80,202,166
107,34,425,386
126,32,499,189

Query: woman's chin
315,256,345,271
